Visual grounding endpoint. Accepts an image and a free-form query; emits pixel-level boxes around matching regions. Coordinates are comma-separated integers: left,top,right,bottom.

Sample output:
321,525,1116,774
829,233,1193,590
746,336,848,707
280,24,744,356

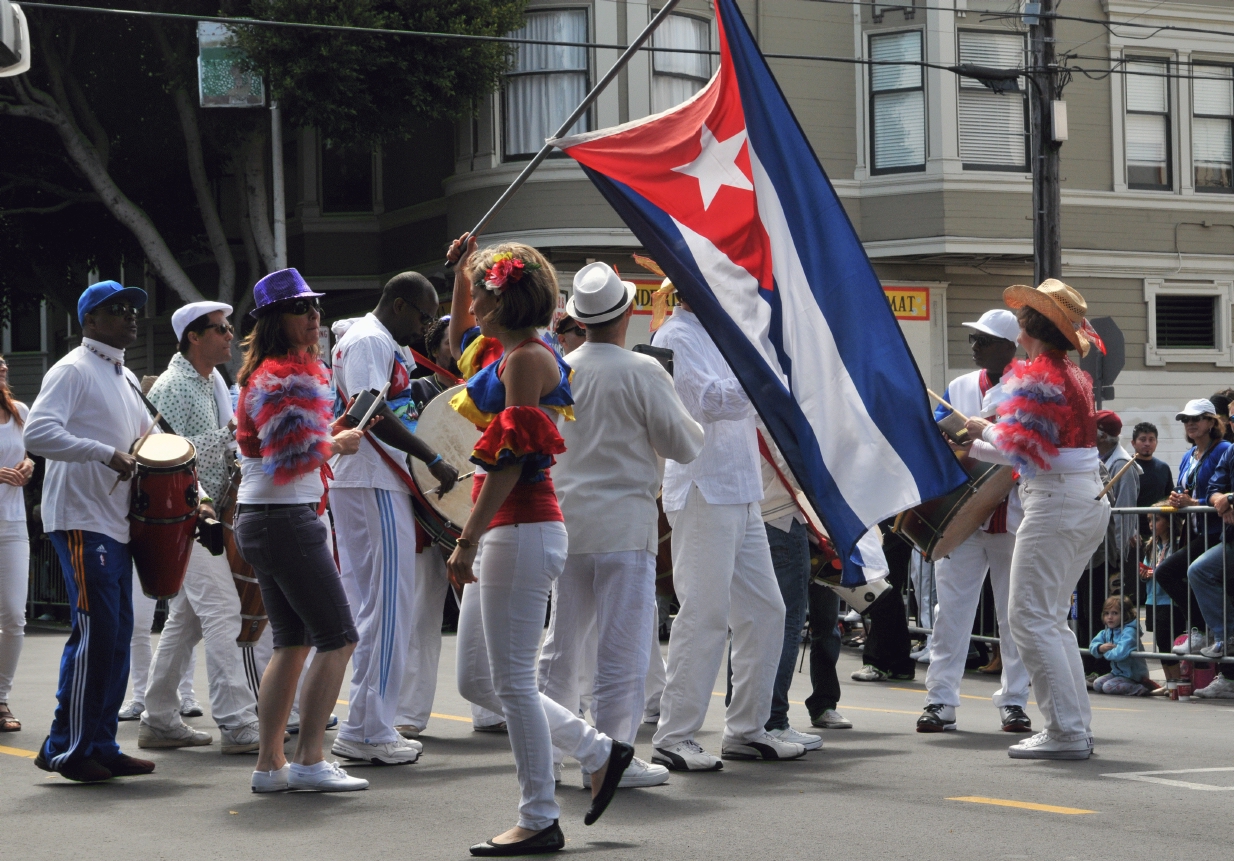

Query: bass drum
892,454,1015,563
409,384,482,549
129,434,198,600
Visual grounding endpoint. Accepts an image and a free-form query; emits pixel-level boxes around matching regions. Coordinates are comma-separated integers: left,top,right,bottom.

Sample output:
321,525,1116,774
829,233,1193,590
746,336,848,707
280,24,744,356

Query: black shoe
100,752,156,776
916,703,956,733
1000,705,1033,733
470,822,565,857
584,740,634,826
33,736,52,773
33,737,113,782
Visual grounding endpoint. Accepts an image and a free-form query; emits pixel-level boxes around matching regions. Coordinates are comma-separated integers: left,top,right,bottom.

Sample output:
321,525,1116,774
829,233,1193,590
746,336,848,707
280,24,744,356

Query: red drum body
129,435,198,600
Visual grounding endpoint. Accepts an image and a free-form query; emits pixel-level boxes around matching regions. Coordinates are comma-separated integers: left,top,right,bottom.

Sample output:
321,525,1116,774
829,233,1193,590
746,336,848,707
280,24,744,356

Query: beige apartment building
8,0,1233,468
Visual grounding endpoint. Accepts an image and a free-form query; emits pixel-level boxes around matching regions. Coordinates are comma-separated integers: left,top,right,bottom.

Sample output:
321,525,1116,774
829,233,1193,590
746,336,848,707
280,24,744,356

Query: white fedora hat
567,262,636,325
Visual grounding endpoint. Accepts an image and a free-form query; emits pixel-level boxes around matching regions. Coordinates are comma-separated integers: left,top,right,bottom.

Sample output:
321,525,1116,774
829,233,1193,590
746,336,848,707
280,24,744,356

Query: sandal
0,703,20,733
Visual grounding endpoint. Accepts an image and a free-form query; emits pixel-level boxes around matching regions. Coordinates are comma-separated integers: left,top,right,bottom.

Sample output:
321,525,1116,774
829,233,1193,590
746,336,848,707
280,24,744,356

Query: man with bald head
328,272,459,766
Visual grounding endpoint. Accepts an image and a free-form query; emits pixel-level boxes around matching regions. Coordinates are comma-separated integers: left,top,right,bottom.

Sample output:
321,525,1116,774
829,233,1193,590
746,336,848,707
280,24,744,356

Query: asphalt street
1,625,1230,861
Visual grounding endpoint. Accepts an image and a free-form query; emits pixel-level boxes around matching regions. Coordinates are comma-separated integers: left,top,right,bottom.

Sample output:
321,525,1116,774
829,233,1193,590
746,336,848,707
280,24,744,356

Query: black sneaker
999,705,1032,733
916,703,956,733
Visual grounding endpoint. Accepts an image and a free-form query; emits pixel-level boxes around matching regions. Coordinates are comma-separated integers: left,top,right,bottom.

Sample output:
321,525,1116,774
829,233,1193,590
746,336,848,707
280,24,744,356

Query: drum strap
408,348,464,386
364,434,435,549
126,379,177,435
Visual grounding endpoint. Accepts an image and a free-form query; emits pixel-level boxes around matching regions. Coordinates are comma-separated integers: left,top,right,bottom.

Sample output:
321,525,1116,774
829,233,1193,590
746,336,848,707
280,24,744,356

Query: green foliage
228,0,527,144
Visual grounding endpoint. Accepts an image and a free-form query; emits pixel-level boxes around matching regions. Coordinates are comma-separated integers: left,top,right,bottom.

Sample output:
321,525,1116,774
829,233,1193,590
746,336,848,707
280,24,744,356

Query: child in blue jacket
1090,596,1151,696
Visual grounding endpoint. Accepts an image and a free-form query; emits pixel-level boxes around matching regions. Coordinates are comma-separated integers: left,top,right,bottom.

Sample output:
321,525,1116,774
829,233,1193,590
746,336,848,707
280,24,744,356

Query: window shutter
1126,114,1167,164
956,32,1025,168
1194,118,1232,167
1126,61,1167,113
870,32,921,92
1194,67,1233,117
1156,295,1216,349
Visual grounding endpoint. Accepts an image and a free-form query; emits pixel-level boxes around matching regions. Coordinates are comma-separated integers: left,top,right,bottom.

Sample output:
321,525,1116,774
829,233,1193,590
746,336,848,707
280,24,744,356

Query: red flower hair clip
484,252,540,294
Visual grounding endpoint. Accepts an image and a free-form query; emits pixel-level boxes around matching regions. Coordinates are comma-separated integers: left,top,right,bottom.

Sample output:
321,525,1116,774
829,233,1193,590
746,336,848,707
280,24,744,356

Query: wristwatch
456,537,474,549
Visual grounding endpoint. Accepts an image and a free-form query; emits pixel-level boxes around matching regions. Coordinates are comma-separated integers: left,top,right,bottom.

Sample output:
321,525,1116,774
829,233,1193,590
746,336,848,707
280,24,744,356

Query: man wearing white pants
138,302,260,754
119,573,196,721
918,309,1032,734
650,298,804,770
328,274,458,765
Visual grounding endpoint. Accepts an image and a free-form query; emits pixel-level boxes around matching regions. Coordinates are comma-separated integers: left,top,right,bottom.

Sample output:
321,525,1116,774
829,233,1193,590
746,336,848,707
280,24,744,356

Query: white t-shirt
0,402,30,522
236,456,324,505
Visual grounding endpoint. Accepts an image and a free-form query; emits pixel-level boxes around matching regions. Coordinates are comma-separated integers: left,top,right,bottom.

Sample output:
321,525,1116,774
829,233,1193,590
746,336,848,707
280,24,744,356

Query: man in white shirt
543,263,704,788
649,298,805,770
24,281,157,783
328,272,459,765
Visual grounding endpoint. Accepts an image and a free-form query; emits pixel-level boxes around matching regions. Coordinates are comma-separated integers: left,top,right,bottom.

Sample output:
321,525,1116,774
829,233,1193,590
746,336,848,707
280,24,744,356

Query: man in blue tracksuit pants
24,282,158,782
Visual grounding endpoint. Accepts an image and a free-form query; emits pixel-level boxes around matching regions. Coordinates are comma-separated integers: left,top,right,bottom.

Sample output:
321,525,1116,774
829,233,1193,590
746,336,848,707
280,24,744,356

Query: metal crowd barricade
27,534,69,616
903,505,1234,666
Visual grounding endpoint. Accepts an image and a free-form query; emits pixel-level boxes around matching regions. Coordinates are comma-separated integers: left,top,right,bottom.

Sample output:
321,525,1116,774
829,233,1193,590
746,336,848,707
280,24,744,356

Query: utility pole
1027,0,1062,285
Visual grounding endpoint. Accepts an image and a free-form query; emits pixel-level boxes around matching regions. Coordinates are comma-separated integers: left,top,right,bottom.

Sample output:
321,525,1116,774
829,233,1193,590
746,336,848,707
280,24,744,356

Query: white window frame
868,29,927,176
502,7,592,161
1,299,47,355
955,29,1027,172
1144,278,1234,367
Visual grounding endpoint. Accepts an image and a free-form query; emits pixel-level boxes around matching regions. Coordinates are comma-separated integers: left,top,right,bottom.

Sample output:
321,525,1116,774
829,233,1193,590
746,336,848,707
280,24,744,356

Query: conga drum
129,434,198,599
892,454,1015,563
409,384,482,549
217,464,268,645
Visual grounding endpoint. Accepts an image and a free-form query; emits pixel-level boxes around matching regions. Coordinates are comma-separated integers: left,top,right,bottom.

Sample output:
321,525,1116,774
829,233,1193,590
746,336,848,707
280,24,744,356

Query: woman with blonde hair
446,234,632,856
0,354,33,733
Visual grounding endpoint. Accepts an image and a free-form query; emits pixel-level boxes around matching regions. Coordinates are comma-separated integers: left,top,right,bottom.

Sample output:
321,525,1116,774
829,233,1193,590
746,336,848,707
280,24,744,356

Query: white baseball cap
567,262,636,325
1176,398,1218,420
962,309,1020,344
172,301,233,341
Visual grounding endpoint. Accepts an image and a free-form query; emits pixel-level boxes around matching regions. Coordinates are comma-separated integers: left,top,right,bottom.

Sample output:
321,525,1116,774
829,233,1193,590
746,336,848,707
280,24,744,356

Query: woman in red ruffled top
443,234,633,857
965,279,1111,762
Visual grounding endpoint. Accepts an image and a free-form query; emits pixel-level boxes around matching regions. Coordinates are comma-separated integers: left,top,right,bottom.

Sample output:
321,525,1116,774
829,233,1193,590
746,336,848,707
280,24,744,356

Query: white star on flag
671,124,753,210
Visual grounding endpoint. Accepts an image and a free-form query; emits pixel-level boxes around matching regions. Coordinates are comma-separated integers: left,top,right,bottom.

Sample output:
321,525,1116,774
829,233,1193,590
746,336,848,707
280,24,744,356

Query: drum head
410,385,482,531
930,462,1017,560
135,434,195,467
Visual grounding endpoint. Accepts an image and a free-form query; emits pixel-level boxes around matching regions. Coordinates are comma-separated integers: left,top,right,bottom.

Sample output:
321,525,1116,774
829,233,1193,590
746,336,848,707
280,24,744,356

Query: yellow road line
885,686,1141,713
948,796,1095,815
0,744,37,759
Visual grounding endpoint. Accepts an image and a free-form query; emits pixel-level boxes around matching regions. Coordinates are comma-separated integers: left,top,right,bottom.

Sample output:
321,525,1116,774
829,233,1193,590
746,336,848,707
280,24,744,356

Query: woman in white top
0,354,35,733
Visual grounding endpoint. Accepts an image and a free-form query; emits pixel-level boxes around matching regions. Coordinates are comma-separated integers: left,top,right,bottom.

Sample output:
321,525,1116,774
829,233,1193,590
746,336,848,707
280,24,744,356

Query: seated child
1090,595,1152,696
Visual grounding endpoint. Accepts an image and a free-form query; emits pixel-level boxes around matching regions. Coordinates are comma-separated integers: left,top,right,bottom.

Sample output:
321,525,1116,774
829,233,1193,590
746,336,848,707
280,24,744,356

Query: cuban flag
553,0,965,570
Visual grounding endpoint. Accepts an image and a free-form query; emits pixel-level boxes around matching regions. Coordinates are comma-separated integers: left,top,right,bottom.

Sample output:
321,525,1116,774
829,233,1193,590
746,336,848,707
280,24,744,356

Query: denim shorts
234,505,358,651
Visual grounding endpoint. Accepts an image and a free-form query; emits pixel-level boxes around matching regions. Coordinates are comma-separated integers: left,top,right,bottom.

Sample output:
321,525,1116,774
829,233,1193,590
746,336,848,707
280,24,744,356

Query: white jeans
395,547,450,730
644,604,667,718
129,569,194,704
0,521,29,703
331,487,417,745
539,550,656,761
653,486,785,748
141,549,258,731
456,522,612,831
1008,470,1110,742
538,581,601,724
925,530,1030,710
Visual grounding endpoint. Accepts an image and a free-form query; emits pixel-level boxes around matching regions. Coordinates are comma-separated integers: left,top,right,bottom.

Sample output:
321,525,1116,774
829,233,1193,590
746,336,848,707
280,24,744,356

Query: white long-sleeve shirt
555,342,704,555
25,339,152,542
652,310,762,511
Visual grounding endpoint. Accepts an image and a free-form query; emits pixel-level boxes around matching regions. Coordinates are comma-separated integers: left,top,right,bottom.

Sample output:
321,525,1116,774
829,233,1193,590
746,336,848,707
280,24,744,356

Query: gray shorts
234,505,358,652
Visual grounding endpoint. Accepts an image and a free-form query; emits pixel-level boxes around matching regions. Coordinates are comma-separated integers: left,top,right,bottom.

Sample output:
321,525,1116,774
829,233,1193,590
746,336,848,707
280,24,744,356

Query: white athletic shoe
138,721,212,749
721,731,807,761
1172,628,1208,655
583,756,670,789
642,710,660,725
1007,731,1089,760
395,724,422,739
251,764,290,793
1199,638,1230,660
1195,675,1234,699
179,696,204,717
767,726,824,751
652,739,723,772
331,736,420,765
220,721,262,755
810,709,853,729
287,761,369,792
118,700,145,721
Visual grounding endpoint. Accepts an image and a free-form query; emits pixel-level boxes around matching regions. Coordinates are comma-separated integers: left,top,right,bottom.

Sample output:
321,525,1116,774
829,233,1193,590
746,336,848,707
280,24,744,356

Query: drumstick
432,470,474,498
1097,457,1138,500
109,412,161,495
926,389,970,423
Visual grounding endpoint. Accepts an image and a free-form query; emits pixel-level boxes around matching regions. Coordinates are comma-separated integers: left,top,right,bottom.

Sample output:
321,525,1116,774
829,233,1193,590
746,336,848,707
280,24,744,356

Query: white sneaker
1195,675,1234,699
721,731,807,761
1199,638,1229,660
138,721,212,749
811,709,853,729
1172,628,1208,655
767,726,824,751
251,764,290,793
652,739,723,772
584,756,670,788
287,761,369,792
331,736,420,765
179,696,204,717
220,721,262,755
642,710,660,725
1007,731,1089,760
395,724,421,739
118,700,145,721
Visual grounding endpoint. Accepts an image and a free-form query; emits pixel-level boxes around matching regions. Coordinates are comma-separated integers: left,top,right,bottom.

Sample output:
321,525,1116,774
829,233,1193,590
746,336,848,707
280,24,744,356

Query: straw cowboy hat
1003,278,1103,357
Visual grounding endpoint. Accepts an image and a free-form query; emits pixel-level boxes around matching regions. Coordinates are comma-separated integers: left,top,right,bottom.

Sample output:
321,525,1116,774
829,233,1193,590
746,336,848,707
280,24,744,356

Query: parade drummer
137,301,262,755
965,279,1110,761
23,281,158,783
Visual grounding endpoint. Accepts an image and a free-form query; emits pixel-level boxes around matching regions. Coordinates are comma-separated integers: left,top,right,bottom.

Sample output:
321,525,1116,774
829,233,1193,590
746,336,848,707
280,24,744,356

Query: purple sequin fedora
250,268,324,317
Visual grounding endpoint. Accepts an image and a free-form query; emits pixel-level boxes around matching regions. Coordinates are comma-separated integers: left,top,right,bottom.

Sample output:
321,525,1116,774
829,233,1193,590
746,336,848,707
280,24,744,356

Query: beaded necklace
84,342,124,375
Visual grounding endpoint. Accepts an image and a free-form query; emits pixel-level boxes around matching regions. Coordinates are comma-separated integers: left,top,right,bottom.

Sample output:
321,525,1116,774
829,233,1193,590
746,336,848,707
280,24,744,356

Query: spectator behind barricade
1158,399,1229,657
1090,596,1152,696
1211,391,1234,444
1132,422,1173,539
1187,437,1234,696
1140,507,1182,693
1097,411,1140,561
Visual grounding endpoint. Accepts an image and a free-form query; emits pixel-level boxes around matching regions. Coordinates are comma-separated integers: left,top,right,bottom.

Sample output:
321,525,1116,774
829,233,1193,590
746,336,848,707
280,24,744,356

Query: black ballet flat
584,740,634,826
469,821,565,857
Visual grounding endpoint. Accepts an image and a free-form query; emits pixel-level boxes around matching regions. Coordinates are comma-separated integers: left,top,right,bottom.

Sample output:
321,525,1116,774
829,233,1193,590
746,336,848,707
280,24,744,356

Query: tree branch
0,200,86,216
243,129,277,273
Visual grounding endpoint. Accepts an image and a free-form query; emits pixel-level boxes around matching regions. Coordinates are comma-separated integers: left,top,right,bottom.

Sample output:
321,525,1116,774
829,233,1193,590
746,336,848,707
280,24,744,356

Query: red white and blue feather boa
242,353,334,484
991,356,1068,478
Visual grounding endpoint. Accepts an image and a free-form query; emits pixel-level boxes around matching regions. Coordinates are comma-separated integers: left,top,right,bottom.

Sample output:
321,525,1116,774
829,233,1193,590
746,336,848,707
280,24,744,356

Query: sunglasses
97,302,138,318
968,333,1001,348
203,322,234,337
1181,416,1207,424
557,325,585,338
278,298,321,317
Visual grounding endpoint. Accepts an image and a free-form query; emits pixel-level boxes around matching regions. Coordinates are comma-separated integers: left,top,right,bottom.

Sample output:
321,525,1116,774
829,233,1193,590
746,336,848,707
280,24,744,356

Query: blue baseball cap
78,281,148,325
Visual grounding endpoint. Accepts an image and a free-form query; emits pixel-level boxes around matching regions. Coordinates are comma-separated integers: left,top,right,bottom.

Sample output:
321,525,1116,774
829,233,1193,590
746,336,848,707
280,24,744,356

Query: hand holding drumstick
109,414,161,494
